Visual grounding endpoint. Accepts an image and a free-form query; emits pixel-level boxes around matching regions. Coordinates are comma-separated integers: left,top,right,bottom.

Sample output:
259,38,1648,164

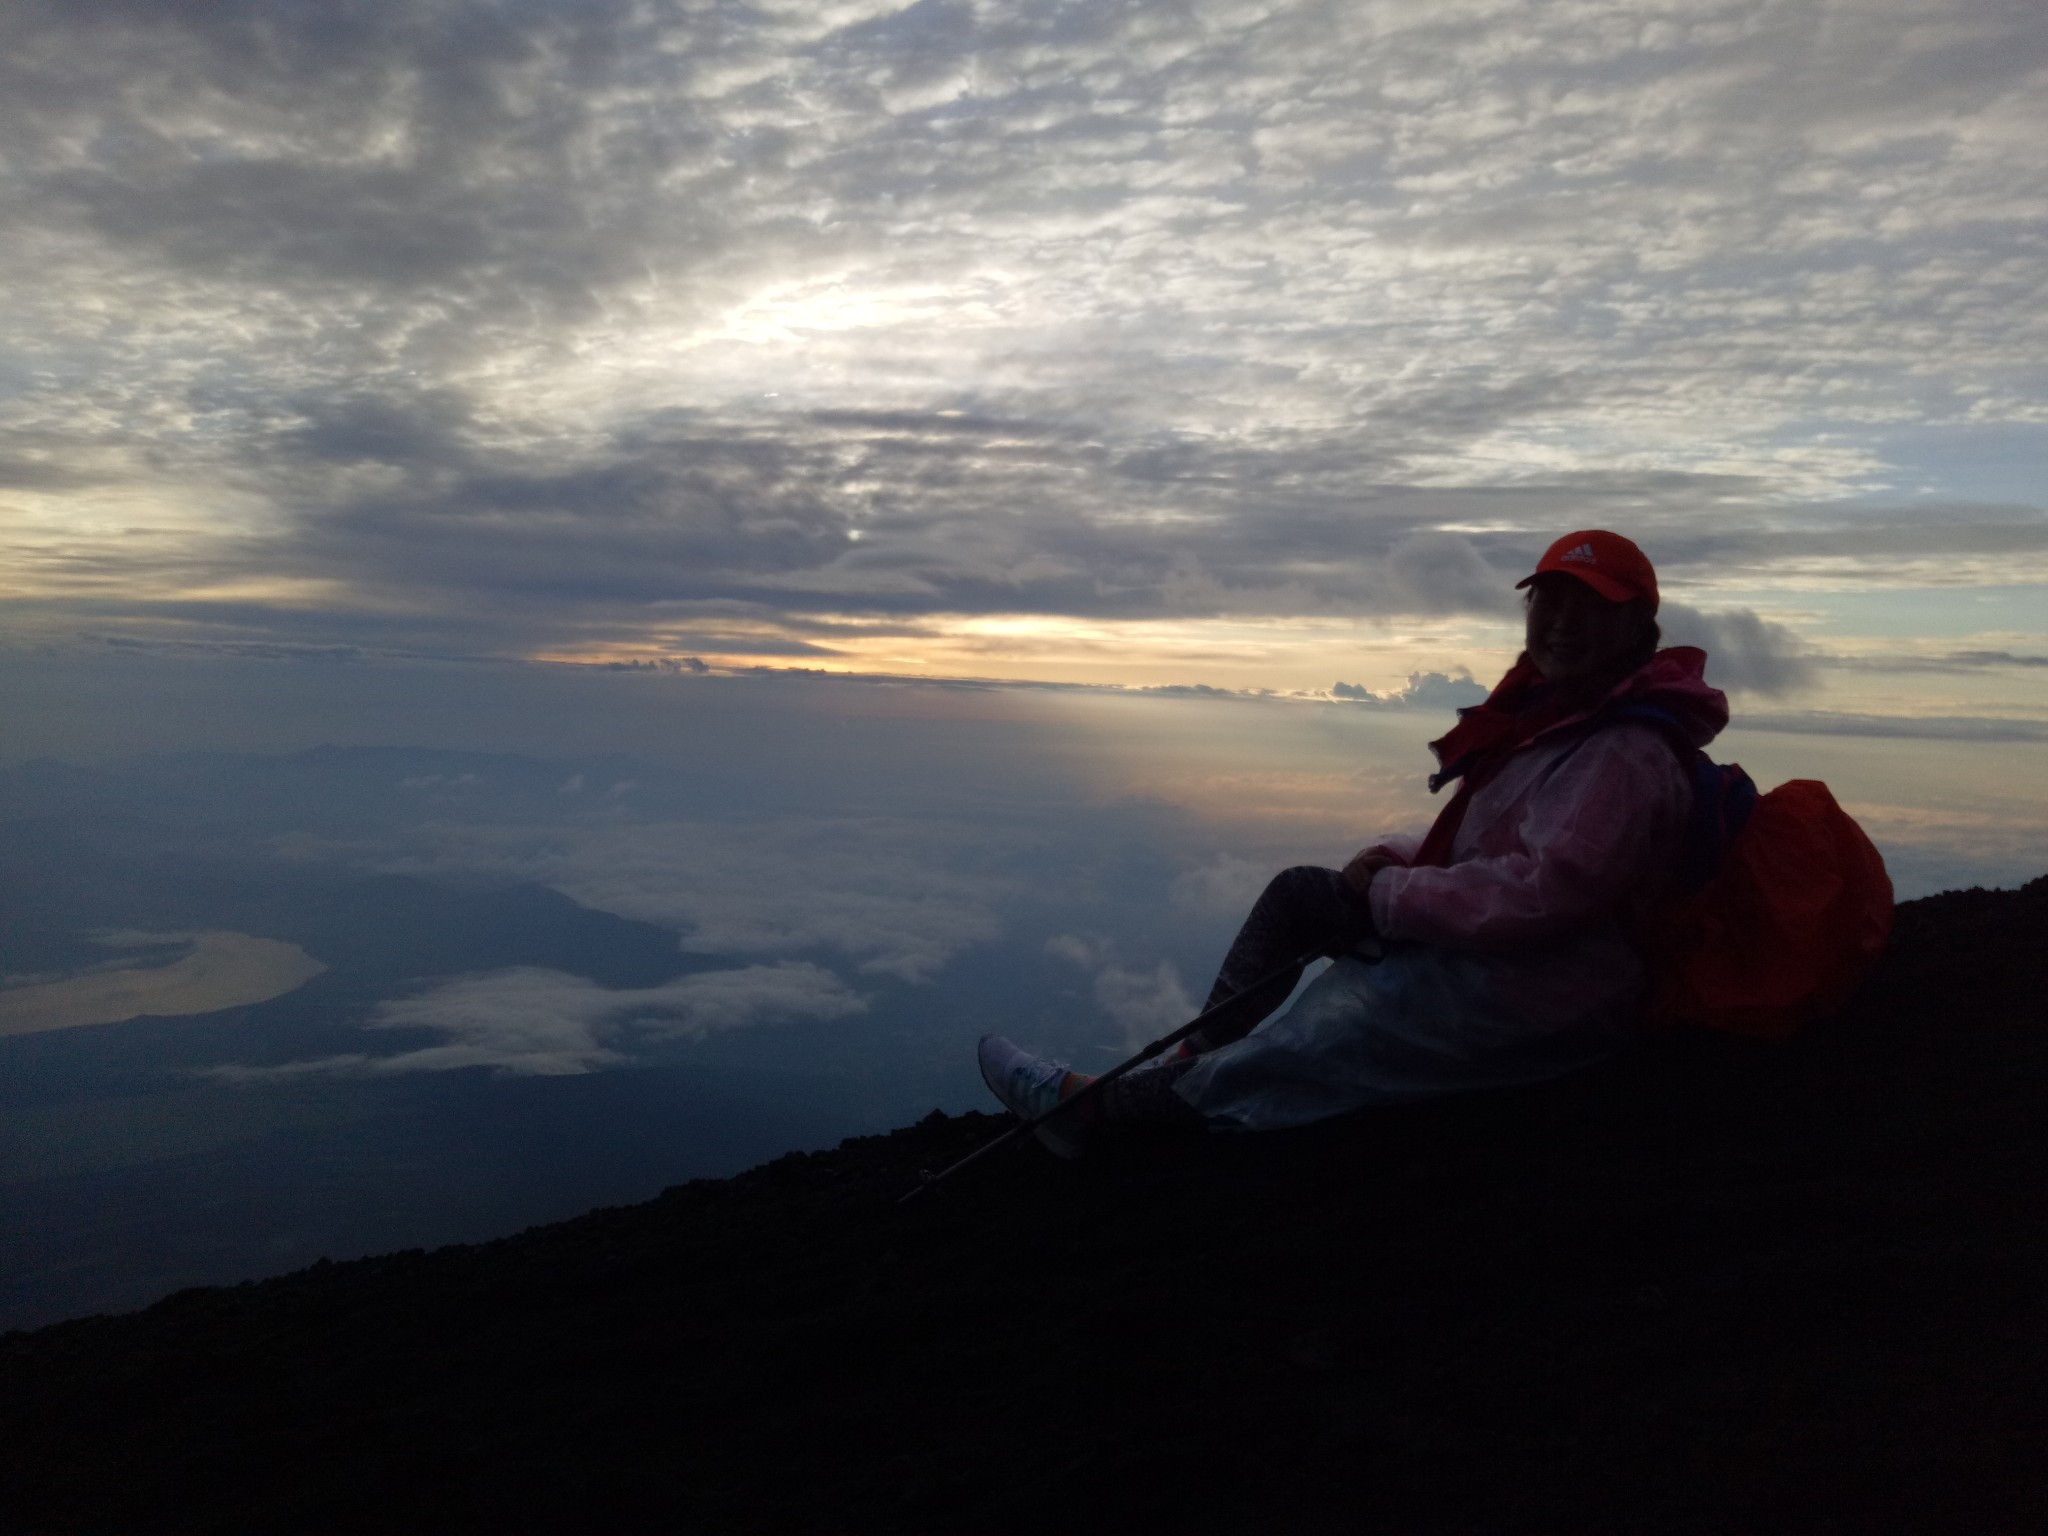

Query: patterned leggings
1098,865,1376,1122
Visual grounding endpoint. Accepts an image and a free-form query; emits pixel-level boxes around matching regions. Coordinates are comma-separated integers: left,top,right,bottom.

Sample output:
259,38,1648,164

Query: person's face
1524,574,1643,686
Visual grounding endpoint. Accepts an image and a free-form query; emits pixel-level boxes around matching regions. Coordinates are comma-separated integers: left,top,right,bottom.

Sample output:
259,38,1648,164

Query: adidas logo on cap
1519,530,1658,608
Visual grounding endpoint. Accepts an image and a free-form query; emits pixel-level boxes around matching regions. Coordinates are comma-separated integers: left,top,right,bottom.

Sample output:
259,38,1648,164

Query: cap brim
1515,568,1636,603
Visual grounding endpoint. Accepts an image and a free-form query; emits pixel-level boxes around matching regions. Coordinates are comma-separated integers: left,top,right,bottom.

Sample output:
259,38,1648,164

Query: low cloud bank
378,818,1010,985
1735,712,2048,743
1332,671,1490,710
1661,604,1817,696
205,962,867,1079
1047,934,1199,1051
1821,650,2048,674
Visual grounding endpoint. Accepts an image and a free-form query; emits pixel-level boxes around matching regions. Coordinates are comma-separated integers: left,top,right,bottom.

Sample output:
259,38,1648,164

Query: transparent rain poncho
1175,698,1712,1131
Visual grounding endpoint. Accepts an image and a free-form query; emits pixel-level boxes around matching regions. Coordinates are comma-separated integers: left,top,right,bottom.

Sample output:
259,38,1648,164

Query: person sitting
978,529,1728,1155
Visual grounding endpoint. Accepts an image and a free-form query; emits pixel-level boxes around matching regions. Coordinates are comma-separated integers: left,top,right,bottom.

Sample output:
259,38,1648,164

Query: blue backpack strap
1597,701,1758,895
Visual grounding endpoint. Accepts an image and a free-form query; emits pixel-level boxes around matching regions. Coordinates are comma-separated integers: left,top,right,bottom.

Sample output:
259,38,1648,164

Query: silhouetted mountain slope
3,880,2044,1534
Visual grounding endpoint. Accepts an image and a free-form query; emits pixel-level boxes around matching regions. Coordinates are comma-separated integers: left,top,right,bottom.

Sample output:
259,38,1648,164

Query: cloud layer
1332,669,1490,709
2,0,2044,677
377,814,1016,982
210,961,867,1078
1047,932,1200,1051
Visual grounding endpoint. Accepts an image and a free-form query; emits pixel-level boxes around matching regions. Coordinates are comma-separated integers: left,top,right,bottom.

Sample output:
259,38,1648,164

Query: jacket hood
1595,645,1729,747
1427,646,1729,795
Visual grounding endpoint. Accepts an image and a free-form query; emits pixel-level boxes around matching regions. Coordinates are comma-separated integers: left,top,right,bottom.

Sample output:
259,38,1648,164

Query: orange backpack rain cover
1640,779,1895,1039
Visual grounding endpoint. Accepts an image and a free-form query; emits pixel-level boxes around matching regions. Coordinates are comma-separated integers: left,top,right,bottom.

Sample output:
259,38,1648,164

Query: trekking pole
898,933,1381,1205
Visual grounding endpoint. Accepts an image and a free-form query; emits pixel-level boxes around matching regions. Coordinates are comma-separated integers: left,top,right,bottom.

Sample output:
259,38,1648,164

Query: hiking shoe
977,1034,1090,1160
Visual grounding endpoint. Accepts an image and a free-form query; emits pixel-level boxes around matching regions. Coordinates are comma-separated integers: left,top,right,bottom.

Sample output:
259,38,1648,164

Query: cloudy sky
2,0,2043,707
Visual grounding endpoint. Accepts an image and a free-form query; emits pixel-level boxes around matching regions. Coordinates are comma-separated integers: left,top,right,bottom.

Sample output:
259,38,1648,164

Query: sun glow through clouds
0,0,2039,720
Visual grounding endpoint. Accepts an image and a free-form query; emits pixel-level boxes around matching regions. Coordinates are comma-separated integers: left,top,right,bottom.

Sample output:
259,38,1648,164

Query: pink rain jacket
1177,649,1729,1131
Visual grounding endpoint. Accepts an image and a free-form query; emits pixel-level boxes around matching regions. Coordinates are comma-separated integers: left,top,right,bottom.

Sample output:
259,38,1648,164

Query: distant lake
0,932,327,1036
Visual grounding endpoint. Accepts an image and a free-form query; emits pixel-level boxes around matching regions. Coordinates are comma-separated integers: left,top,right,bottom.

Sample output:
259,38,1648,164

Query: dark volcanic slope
3,881,2045,1535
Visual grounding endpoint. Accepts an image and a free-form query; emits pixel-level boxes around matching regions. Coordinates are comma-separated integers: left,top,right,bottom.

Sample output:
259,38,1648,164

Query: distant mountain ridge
3,878,2044,1533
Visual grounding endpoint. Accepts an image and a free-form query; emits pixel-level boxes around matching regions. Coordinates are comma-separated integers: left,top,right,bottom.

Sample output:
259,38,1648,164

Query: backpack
1602,702,1895,1039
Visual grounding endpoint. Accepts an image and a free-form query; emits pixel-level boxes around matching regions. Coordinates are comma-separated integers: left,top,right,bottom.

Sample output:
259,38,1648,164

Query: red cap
1515,529,1659,611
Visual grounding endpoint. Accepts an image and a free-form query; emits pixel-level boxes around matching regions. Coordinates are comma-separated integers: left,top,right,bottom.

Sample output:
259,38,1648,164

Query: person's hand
1342,849,1393,895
